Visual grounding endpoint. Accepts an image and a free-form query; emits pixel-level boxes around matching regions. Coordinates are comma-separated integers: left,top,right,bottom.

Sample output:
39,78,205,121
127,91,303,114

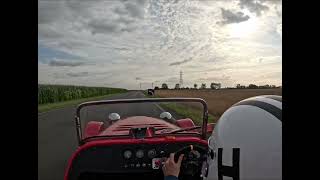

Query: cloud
38,26,63,39
125,1,145,19
275,4,282,17
104,80,124,87
114,6,127,15
259,71,282,79
49,60,84,67
38,44,84,63
113,1,146,21
238,0,269,16
117,16,136,25
38,0,282,89
219,8,250,25
276,23,282,37
88,19,119,34
169,58,193,66
86,2,143,35
167,77,179,83
66,72,89,77
198,74,231,81
38,1,64,24
114,47,130,51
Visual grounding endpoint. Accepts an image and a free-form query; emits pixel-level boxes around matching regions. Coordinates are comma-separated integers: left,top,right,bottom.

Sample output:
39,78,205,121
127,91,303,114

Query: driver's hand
162,153,184,178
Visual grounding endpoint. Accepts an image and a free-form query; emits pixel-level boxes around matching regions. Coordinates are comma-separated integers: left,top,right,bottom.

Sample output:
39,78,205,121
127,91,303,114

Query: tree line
235,84,281,89
154,83,280,90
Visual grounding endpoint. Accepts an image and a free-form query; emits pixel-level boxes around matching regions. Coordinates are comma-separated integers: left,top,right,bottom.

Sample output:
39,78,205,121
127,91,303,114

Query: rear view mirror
108,113,120,121
160,112,172,120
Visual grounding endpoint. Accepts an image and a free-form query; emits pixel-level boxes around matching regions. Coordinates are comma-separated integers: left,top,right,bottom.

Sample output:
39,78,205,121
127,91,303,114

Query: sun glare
227,13,258,38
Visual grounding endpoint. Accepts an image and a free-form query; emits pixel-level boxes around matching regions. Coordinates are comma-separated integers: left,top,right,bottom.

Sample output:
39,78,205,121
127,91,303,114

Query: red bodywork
83,121,104,138
64,136,207,180
84,116,197,138
65,116,207,180
65,98,211,180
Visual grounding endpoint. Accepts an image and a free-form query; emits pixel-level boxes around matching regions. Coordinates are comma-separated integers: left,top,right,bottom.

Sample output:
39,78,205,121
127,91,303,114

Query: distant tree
210,83,216,89
236,84,246,89
210,83,221,89
248,84,258,89
271,85,276,88
161,83,168,89
175,84,180,89
258,84,271,89
154,86,159,90
186,87,189,89
194,84,198,89
200,83,206,89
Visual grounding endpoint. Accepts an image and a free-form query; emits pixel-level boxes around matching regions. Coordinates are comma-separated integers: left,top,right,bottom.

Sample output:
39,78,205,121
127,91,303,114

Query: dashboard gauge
123,150,132,159
147,149,157,158
136,150,144,158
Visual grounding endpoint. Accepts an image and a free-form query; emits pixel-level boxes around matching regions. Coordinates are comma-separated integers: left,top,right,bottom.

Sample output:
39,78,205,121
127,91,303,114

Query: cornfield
38,84,127,104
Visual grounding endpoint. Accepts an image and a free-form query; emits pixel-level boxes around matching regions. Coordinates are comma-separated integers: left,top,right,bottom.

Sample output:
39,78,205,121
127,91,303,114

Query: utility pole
180,70,183,88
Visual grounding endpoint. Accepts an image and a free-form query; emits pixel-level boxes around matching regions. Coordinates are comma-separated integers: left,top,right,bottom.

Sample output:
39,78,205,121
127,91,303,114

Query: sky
38,0,282,89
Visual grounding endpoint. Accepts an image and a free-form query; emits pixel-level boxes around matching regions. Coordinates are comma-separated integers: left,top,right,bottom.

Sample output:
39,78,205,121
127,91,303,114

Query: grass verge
38,93,124,113
159,103,216,125
142,91,216,125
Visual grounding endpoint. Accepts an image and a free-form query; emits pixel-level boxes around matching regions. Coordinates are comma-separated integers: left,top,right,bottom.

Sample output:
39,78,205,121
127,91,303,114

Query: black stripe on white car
233,100,282,122
263,95,282,102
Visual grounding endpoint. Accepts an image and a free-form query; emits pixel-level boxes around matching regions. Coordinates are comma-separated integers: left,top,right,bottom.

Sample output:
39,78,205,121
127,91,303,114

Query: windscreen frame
75,98,209,145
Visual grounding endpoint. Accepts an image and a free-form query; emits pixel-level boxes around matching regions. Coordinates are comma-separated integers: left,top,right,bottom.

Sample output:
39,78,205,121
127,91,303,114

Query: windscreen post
75,115,82,146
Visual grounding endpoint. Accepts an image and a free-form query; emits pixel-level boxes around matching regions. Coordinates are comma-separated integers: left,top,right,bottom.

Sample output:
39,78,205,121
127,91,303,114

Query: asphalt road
38,91,176,180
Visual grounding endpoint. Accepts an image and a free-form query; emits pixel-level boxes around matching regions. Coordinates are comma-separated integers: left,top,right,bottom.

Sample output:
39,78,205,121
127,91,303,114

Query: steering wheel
173,145,207,176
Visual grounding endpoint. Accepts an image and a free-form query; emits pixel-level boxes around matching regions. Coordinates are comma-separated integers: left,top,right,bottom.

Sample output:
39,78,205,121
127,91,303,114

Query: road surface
38,91,178,180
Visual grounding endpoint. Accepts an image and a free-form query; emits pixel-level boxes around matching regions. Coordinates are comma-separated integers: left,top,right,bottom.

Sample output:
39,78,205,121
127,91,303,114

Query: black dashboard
68,142,208,180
